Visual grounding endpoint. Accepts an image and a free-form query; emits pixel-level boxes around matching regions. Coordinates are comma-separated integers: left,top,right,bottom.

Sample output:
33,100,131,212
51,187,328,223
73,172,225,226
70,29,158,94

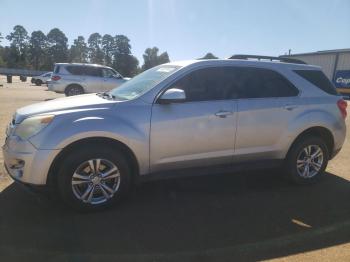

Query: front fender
29,105,152,174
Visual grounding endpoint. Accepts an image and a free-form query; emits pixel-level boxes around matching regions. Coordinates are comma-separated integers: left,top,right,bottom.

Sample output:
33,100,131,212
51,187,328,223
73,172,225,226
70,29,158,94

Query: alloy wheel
296,145,324,178
71,158,120,205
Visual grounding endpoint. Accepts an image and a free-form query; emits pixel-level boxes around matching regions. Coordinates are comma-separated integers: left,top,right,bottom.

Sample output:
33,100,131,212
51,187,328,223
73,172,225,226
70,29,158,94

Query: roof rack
229,54,306,64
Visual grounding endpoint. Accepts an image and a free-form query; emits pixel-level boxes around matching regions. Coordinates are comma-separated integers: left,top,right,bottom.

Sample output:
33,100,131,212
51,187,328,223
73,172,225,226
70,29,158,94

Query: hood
15,94,116,123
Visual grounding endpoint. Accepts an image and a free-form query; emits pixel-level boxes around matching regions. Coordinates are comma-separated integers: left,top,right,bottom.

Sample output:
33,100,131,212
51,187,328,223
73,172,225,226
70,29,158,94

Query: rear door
234,67,300,162
150,66,238,172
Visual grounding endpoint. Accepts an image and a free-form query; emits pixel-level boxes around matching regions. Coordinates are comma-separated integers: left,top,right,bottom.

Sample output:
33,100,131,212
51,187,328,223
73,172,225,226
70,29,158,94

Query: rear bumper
330,147,342,160
331,120,346,159
336,88,350,95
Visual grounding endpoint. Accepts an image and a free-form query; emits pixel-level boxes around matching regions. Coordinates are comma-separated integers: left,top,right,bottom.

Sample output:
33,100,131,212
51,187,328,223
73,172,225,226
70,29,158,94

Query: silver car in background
3,56,347,211
48,63,127,96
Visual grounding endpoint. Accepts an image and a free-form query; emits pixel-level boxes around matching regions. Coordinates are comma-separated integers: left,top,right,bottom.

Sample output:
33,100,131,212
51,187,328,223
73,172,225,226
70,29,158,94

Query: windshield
109,65,181,100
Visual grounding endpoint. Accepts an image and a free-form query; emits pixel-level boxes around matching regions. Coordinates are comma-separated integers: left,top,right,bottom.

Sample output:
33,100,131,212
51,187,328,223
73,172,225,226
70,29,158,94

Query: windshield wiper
97,92,116,100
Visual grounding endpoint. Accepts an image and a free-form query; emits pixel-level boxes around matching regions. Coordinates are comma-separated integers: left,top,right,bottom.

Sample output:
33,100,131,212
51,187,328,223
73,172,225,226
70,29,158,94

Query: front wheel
285,136,329,185
57,146,131,211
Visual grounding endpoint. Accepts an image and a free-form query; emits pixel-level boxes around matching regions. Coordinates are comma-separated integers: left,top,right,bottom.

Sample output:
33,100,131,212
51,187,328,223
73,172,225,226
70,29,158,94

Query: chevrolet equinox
3,56,347,210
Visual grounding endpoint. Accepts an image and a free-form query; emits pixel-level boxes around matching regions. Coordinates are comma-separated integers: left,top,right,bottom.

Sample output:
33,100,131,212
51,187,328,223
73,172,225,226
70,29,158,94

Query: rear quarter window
294,70,339,95
54,65,60,74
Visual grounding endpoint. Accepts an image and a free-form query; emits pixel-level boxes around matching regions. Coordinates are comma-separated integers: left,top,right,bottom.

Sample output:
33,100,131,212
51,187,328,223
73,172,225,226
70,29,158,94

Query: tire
285,136,329,185
57,145,132,211
35,79,42,86
65,85,84,96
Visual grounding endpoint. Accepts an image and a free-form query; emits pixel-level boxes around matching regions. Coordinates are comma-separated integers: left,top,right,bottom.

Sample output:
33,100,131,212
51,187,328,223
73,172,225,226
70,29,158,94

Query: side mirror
158,88,186,104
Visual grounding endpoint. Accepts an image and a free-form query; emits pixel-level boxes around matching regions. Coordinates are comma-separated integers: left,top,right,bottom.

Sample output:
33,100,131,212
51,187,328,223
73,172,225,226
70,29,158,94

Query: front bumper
2,136,60,186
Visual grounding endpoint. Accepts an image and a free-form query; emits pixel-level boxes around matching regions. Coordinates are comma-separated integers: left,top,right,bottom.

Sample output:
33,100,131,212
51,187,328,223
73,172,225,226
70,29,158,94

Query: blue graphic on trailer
333,70,350,89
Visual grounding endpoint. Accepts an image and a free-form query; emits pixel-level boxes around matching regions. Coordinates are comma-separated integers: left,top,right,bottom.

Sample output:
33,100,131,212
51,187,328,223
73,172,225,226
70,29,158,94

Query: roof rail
229,54,306,64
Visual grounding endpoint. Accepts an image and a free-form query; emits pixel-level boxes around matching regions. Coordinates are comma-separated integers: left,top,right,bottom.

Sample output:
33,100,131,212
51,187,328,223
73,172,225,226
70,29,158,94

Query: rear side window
66,66,85,75
294,70,338,95
236,68,299,98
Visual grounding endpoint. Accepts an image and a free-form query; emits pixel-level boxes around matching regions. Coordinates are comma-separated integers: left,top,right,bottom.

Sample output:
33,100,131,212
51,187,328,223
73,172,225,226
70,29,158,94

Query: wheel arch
47,137,140,188
287,126,334,159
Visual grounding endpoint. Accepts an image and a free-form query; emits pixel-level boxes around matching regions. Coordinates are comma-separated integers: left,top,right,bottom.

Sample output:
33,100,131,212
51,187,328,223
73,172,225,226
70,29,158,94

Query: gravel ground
0,75,350,261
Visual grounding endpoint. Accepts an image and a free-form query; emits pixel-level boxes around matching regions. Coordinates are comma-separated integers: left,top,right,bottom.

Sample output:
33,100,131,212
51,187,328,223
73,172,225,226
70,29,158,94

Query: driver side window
169,67,238,102
102,68,115,78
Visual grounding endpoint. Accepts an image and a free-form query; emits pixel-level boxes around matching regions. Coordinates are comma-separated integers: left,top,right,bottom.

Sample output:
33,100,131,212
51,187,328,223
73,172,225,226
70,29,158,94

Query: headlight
14,115,55,140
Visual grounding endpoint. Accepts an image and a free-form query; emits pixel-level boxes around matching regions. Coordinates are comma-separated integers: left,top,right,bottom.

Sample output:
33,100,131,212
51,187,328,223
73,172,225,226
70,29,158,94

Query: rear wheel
285,136,329,184
65,85,84,96
57,146,131,211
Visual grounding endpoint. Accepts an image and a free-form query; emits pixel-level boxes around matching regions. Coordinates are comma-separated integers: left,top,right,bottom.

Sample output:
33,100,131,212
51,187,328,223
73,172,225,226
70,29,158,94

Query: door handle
215,110,233,118
283,104,298,111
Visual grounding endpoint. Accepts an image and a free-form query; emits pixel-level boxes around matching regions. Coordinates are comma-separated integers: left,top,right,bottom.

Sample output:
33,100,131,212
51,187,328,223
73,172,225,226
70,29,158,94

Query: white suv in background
48,63,128,96
31,72,52,86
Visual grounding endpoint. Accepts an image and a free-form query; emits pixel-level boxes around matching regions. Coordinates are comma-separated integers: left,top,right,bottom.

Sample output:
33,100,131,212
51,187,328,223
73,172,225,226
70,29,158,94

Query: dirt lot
0,76,350,261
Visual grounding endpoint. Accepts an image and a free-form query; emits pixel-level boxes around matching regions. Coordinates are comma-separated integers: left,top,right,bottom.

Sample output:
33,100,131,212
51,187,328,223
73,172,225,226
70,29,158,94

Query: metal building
283,49,350,95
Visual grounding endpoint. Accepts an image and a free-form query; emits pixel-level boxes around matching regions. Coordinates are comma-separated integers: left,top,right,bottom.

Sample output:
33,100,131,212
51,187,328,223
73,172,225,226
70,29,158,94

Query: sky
0,0,349,63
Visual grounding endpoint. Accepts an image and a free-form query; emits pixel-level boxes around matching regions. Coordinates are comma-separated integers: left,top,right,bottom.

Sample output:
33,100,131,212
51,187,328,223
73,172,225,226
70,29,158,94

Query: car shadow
1,170,350,261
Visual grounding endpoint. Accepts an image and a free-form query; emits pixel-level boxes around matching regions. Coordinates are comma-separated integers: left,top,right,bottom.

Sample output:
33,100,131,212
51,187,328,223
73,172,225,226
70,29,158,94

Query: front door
83,66,103,93
101,68,125,91
150,66,238,173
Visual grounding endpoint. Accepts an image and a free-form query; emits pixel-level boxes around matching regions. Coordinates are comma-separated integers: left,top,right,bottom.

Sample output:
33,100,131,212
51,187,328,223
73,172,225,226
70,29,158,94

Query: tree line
0,25,172,77
0,25,218,77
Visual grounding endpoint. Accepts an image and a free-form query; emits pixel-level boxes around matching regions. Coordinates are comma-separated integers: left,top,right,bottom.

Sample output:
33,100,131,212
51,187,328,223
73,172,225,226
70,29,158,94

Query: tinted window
84,66,102,77
170,67,298,101
236,68,299,98
170,67,238,102
294,70,338,95
66,66,85,75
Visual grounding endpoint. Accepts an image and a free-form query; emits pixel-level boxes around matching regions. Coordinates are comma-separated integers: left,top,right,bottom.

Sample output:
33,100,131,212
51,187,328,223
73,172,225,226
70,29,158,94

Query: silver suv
3,56,347,211
48,63,127,96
